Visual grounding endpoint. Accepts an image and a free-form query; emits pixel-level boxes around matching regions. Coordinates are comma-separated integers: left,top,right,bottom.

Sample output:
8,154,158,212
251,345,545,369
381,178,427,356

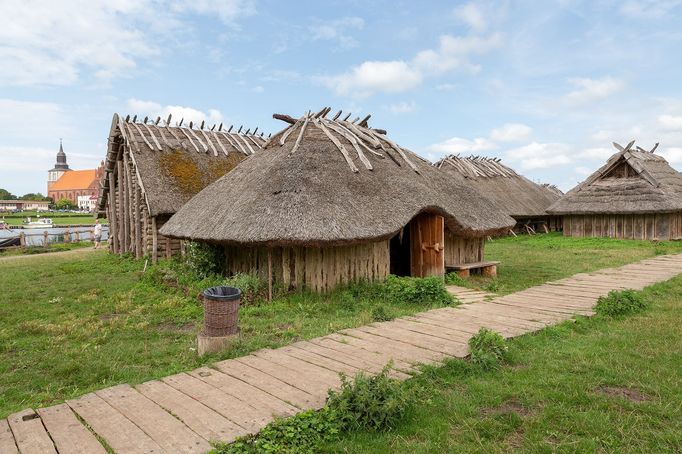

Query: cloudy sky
2,0,682,195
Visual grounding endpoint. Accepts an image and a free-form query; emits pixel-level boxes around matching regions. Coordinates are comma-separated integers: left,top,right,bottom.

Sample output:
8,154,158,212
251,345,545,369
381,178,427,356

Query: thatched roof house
162,108,514,291
435,155,563,233
548,141,682,240
98,113,265,260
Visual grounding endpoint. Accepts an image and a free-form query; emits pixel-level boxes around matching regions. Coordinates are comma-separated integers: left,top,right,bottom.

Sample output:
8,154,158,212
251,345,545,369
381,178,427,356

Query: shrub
185,241,225,278
444,272,467,286
371,305,393,322
595,290,648,318
326,364,412,432
213,408,339,454
469,327,508,370
223,273,267,306
383,275,455,306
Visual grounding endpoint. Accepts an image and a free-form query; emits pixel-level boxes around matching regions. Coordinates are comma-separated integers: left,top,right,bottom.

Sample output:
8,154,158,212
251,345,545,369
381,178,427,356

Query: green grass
0,241,97,257
322,277,682,453
464,233,682,294
0,253,450,417
3,216,103,226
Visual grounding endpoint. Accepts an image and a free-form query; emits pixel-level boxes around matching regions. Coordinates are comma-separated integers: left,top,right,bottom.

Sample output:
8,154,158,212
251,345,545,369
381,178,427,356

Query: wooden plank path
446,285,494,303
4,254,682,453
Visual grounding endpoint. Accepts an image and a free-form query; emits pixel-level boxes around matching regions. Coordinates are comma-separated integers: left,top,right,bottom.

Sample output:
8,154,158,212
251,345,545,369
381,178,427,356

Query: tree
0,189,16,200
55,198,76,210
20,193,50,201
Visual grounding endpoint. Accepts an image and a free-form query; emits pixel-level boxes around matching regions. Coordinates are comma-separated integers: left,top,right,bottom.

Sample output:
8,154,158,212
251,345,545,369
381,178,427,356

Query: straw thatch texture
548,149,682,215
435,156,562,218
161,113,515,246
98,114,264,217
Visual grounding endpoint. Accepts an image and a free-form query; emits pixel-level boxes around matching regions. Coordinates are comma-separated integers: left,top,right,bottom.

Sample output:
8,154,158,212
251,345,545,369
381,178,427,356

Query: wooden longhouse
97,113,265,262
435,155,563,234
548,141,682,240
160,108,515,292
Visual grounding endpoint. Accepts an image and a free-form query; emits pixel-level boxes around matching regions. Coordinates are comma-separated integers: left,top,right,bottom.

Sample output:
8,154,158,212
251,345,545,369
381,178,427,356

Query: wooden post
108,172,119,253
268,249,273,302
120,157,130,253
64,228,70,243
151,216,158,264
124,152,134,254
74,230,80,242
19,232,25,248
165,237,171,258
134,182,142,259
43,230,48,247
117,160,125,254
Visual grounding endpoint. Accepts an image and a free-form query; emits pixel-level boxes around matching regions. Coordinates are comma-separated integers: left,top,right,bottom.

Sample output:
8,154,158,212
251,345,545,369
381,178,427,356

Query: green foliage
54,198,76,210
19,193,49,201
382,275,455,306
0,188,16,200
184,241,225,278
444,272,468,286
468,328,508,370
213,408,340,454
596,290,649,318
327,364,413,432
223,273,267,306
371,305,393,322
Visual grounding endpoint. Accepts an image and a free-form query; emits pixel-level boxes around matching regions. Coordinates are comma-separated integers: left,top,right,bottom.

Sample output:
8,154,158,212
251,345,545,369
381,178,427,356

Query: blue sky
2,0,682,195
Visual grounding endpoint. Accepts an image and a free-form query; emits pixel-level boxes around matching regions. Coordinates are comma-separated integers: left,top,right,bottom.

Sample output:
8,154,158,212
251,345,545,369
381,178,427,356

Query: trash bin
202,286,241,337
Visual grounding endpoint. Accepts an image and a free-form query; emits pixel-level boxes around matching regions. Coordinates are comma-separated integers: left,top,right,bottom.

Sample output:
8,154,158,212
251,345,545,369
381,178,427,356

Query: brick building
47,141,104,208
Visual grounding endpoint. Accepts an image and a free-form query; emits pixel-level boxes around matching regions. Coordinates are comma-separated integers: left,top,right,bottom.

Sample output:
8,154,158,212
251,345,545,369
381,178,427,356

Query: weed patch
383,275,455,306
469,328,508,370
595,289,648,318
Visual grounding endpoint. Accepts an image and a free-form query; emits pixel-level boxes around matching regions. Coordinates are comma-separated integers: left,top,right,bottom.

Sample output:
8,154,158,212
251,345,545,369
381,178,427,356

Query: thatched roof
97,113,265,217
161,108,515,246
434,155,562,218
548,141,682,215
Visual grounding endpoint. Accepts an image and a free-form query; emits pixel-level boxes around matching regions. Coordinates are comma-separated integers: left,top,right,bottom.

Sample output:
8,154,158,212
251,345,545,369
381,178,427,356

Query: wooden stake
268,249,273,303
151,216,158,264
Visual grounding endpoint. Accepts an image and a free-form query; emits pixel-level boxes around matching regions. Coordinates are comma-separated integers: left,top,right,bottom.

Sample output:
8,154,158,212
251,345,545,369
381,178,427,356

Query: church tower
47,139,70,193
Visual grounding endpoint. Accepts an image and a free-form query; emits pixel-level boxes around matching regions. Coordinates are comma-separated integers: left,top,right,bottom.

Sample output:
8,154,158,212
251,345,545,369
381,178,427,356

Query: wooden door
409,213,445,277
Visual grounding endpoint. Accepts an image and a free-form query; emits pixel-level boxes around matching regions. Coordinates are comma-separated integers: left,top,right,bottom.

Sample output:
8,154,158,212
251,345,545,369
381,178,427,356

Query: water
0,226,110,246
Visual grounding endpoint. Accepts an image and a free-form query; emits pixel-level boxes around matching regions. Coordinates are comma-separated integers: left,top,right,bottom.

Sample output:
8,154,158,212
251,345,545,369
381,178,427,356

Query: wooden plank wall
224,241,390,292
444,232,484,267
562,213,682,240
106,144,183,261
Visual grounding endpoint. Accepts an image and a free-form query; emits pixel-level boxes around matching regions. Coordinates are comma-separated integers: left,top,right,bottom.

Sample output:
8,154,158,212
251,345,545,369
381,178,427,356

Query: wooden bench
446,261,500,278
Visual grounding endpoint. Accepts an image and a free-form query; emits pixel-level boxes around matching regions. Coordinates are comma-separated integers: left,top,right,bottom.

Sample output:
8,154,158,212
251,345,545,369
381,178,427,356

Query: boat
0,236,20,248
23,218,54,229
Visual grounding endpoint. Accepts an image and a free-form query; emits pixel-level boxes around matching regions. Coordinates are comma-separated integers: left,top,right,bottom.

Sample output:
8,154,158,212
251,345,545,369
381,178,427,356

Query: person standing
93,219,102,249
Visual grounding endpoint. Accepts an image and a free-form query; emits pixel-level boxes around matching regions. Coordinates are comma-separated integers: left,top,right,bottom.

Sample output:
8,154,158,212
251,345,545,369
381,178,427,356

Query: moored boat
23,218,54,229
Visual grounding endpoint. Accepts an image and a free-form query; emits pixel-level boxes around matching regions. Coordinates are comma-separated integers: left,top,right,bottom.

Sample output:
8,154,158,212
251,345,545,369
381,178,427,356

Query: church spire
54,139,69,169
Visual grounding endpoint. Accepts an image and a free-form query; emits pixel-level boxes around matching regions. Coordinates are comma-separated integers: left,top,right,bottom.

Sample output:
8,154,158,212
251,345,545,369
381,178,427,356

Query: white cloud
565,77,625,105
620,0,682,19
578,147,615,160
658,114,682,130
454,2,487,31
0,0,254,86
575,166,594,176
0,99,73,142
127,99,223,125
252,85,265,93
320,32,501,98
309,17,364,48
388,101,417,114
436,83,456,91
505,142,572,170
490,123,532,142
320,60,422,98
427,137,497,154
660,147,682,164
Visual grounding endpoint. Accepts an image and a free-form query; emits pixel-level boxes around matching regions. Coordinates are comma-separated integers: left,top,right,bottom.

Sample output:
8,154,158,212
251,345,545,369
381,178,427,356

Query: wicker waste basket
202,286,241,337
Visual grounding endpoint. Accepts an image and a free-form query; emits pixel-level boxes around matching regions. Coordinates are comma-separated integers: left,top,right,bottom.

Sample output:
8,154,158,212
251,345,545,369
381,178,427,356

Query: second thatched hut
435,155,563,233
161,109,515,291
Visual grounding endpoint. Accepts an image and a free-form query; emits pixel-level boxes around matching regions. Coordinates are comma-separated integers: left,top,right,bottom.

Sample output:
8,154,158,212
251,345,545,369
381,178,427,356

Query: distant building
47,141,104,205
0,200,50,211
77,194,97,212
47,139,70,193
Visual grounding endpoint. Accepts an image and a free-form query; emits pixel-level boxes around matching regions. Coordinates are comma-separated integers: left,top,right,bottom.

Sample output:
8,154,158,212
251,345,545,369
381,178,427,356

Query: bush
383,275,455,307
444,272,467,286
595,290,648,318
371,305,393,322
223,273,267,306
326,364,412,432
469,327,508,370
185,241,225,278
213,408,339,454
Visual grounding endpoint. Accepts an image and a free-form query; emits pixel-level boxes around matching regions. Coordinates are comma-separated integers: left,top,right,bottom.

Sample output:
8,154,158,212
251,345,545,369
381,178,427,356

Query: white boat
23,218,54,229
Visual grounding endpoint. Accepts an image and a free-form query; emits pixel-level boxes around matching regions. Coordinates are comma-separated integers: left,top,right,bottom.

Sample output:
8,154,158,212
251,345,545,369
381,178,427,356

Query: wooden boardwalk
446,285,494,303
4,254,682,453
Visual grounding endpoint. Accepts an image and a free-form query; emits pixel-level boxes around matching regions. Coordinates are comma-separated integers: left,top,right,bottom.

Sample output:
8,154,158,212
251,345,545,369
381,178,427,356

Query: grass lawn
464,233,682,294
323,276,682,453
1,233,681,425
0,241,97,257
3,216,103,226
